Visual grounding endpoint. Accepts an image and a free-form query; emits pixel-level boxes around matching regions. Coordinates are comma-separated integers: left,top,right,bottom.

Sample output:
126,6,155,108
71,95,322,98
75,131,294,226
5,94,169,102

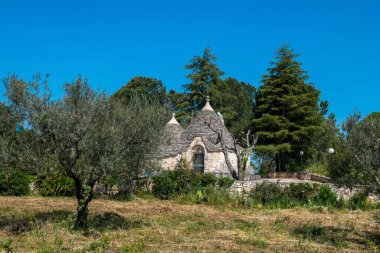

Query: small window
192,146,205,173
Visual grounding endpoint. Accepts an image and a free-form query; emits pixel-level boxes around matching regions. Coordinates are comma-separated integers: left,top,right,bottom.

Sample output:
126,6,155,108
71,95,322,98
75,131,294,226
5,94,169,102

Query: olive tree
345,112,380,193
3,74,168,229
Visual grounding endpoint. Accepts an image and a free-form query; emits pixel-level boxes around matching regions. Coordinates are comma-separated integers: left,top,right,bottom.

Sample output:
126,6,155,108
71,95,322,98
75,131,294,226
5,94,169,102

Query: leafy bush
152,168,222,200
248,183,287,207
305,162,329,176
347,190,370,210
0,169,30,196
152,169,197,199
38,174,75,196
195,173,218,188
217,177,235,188
314,184,341,207
181,187,233,205
248,183,346,208
287,183,319,203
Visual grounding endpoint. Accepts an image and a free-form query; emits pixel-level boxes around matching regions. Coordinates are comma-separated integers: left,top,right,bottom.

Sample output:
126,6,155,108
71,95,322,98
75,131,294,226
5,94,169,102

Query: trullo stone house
158,97,244,178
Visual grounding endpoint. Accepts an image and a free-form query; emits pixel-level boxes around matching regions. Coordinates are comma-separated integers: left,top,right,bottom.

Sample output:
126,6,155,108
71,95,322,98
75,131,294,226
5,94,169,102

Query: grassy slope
0,196,378,253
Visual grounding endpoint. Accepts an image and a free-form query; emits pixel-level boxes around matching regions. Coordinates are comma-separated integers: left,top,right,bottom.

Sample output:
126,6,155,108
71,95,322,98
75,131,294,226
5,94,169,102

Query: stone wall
229,179,379,203
263,172,331,183
205,151,237,174
160,154,182,170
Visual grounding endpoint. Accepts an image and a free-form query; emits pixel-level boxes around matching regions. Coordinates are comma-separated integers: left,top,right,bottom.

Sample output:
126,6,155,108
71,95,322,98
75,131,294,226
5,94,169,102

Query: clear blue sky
1,0,379,122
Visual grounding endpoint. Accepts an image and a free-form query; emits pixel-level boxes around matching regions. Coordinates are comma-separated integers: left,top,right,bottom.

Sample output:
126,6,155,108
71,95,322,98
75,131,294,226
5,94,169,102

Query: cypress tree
253,45,323,172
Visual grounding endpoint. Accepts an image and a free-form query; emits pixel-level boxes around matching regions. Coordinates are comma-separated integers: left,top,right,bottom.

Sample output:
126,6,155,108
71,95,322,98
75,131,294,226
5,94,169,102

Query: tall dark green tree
210,78,255,141
182,48,255,142
112,76,166,104
183,48,224,112
166,89,192,126
253,45,323,172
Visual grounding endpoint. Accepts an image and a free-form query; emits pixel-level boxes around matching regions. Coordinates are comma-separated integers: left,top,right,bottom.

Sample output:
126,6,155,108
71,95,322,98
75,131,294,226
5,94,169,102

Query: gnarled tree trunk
73,179,95,230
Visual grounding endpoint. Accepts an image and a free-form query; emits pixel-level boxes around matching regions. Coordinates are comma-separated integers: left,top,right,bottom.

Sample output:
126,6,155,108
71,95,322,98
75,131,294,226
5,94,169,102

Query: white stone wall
159,136,239,176
160,154,182,170
204,151,237,174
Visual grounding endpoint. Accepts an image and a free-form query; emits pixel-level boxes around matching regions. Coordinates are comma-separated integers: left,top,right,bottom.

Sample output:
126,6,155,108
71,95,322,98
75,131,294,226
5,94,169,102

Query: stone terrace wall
229,179,379,203
263,171,331,183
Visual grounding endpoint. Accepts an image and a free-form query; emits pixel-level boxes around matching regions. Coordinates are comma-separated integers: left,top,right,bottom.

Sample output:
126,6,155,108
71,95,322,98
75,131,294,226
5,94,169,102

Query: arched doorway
192,145,205,173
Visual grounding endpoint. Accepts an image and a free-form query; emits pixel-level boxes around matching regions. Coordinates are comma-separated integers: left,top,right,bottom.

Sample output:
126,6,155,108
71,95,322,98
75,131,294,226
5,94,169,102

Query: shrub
195,173,218,188
152,169,196,199
217,177,235,188
314,184,341,207
152,168,220,200
347,190,370,210
0,169,30,196
287,183,319,203
182,187,232,205
305,162,329,176
38,174,75,196
248,183,287,207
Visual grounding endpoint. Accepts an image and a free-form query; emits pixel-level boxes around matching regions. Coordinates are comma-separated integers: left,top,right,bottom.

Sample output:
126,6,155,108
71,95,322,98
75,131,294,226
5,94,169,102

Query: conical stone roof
159,113,184,157
160,98,240,158
180,99,237,152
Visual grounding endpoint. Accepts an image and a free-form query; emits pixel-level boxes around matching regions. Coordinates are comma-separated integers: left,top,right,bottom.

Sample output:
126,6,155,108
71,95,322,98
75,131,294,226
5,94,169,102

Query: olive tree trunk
73,179,95,230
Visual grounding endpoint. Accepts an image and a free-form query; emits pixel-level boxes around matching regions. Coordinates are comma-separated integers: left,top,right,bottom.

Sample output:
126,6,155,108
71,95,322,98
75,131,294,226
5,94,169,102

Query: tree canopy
112,76,167,105
183,48,225,112
3,74,168,229
253,45,324,172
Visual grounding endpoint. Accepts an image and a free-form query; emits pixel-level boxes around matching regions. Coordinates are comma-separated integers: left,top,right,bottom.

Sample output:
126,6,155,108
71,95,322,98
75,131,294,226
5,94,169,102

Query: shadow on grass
89,212,148,232
293,223,380,249
0,210,148,234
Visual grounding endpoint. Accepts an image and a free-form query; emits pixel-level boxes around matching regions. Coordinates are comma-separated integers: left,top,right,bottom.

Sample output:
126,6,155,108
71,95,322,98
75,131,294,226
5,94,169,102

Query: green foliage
293,222,348,248
347,190,371,210
209,78,255,142
248,183,345,208
112,76,166,105
195,173,218,188
314,184,340,206
152,169,195,200
38,174,75,196
248,183,286,207
0,169,30,196
0,238,15,253
152,168,220,200
287,183,319,202
305,162,329,176
122,242,151,253
328,111,380,191
166,90,192,126
182,187,232,206
183,48,225,112
82,236,110,252
3,74,169,229
217,177,235,188
344,112,380,193
253,45,324,172
181,49,255,141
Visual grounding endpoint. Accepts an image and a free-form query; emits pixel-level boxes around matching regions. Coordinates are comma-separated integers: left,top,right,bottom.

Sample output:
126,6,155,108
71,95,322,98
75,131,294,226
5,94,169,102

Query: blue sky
1,0,379,122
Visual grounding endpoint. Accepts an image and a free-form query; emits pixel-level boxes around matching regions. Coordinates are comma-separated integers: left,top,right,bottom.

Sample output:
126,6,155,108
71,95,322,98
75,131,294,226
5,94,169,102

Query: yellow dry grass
0,196,379,252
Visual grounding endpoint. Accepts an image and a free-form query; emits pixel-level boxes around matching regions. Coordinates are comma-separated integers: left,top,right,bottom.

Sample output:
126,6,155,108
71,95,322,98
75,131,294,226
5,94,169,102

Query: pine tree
253,45,323,172
210,78,255,141
183,48,224,112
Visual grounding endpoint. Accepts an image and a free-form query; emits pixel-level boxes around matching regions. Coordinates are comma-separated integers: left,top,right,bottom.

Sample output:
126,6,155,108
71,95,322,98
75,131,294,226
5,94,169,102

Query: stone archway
192,145,205,173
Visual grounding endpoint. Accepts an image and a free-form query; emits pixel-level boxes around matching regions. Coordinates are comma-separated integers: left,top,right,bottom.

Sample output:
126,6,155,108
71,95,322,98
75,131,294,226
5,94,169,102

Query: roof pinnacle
167,112,180,125
202,96,214,111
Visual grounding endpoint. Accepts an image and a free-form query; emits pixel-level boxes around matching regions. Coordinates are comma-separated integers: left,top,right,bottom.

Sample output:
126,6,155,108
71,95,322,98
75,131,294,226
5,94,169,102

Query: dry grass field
0,196,379,252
